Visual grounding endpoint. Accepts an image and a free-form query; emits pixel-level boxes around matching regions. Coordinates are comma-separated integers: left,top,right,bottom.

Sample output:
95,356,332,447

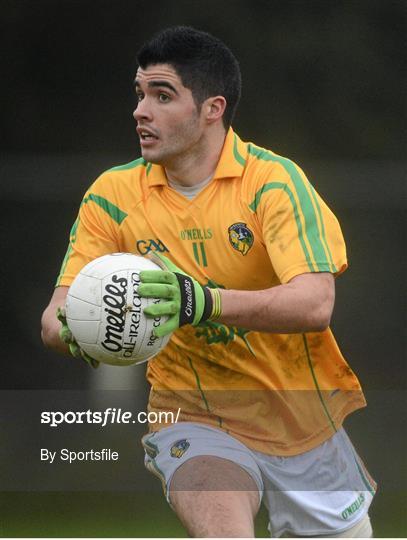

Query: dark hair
136,26,241,129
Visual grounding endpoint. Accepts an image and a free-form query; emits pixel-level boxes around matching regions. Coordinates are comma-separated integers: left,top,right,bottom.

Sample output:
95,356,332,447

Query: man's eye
158,93,170,103
136,93,144,102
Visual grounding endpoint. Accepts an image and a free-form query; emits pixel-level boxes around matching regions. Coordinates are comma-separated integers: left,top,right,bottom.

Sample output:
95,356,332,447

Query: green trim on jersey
56,194,126,285
56,216,80,286
187,356,211,413
107,157,147,171
248,144,334,272
303,334,337,434
249,182,315,272
233,133,246,167
83,193,127,225
308,183,338,273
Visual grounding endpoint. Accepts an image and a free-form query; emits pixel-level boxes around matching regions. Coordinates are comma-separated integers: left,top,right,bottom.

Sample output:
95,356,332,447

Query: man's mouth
137,127,158,141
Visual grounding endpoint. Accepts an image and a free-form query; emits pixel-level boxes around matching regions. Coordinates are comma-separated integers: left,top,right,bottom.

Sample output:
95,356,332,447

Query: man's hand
138,253,222,337
56,307,99,368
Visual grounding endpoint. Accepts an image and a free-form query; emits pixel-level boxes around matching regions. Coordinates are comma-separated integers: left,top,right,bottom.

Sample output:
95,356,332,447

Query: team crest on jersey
170,439,190,459
228,223,254,256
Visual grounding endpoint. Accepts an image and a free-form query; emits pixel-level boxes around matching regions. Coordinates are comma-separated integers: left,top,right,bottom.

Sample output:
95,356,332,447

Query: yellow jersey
57,128,366,456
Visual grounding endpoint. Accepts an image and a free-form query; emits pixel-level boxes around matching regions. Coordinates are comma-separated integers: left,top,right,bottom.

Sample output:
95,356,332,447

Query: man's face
133,64,203,165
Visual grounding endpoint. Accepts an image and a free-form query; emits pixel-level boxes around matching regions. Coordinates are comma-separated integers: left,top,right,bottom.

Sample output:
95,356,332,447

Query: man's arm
217,272,335,333
139,254,336,336
41,286,69,354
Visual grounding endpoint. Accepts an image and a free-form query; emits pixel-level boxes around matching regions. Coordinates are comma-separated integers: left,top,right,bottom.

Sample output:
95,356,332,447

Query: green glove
138,253,222,337
56,307,99,369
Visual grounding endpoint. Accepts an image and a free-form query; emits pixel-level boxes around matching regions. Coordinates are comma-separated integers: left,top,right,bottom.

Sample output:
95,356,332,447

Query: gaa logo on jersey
228,222,254,256
170,439,190,459
136,238,169,255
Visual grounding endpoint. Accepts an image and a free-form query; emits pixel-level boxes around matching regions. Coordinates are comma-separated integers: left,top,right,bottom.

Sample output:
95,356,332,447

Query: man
41,26,375,537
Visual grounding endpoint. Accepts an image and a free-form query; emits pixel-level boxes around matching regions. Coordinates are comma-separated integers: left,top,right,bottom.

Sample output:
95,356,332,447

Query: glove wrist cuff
208,288,222,321
202,288,222,322
201,287,214,322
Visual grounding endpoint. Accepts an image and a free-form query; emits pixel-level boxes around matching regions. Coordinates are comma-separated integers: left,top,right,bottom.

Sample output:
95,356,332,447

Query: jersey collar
213,128,248,180
146,128,248,187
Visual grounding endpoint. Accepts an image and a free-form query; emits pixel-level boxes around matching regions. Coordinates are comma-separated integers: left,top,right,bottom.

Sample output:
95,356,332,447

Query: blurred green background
0,491,405,537
1,0,405,537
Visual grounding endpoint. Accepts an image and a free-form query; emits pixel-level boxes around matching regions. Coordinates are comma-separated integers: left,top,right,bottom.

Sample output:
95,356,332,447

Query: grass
0,490,405,537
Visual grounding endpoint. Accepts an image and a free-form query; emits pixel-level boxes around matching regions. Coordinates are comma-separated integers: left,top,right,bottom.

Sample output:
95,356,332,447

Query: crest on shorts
228,222,254,256
170,439,190,459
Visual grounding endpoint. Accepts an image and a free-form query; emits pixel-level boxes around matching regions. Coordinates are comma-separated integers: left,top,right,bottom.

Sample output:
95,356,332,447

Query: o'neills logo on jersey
228,222,254,256
101,275,128,353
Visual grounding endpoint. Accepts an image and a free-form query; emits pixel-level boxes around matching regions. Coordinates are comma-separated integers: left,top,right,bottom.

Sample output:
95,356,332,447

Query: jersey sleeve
252,160,347,284
56,175,125,287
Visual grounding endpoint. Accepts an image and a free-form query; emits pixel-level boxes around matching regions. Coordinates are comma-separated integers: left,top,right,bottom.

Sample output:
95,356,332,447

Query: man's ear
204,96,227,124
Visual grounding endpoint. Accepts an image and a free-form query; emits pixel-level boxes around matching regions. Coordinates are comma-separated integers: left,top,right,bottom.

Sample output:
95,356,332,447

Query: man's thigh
170,455,260,537
142,422,263,537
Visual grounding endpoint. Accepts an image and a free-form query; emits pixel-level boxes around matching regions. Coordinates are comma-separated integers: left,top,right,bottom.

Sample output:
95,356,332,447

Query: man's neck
165,126,227,187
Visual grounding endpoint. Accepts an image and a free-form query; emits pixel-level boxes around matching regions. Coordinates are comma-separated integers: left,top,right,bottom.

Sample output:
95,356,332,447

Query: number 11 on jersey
192,242,208,267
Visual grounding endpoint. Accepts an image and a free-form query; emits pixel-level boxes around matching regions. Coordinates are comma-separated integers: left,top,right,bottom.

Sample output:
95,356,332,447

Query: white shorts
142,422,376,538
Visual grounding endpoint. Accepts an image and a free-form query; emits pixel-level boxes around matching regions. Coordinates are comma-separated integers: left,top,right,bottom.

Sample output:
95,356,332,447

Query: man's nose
133,99,153,122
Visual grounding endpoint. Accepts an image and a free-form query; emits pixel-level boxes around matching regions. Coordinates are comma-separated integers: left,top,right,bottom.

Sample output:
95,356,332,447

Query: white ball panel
65,296,101,320
67,274,102,306
67,319,101,344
